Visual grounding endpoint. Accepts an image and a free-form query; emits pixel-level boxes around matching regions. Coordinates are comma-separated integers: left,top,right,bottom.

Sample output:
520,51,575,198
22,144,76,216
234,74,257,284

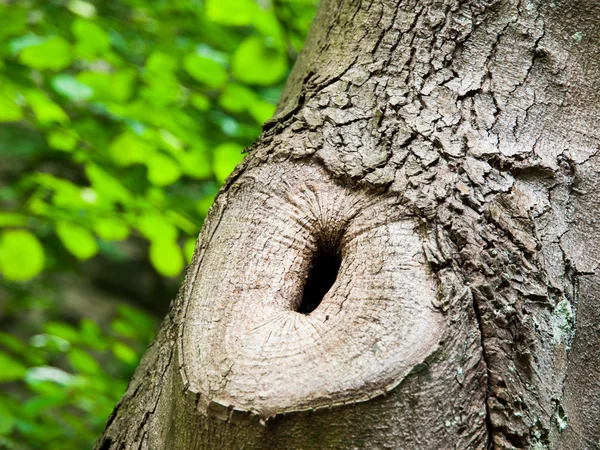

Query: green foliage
55,221,99,261
0,0,317,280
0,230,45,281
19,37,73,71
0,0,317,447
0,304,157,450
232,36,288,85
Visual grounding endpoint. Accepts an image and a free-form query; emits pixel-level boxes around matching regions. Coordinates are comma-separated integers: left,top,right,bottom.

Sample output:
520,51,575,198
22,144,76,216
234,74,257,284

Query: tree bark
96,0,600,448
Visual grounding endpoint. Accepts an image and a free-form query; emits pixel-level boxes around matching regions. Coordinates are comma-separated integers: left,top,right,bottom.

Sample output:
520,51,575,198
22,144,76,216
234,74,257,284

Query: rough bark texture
96,0,600,448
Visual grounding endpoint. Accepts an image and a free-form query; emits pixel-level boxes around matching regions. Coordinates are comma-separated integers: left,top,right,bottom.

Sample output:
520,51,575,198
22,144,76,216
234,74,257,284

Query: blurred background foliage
0,0,317,448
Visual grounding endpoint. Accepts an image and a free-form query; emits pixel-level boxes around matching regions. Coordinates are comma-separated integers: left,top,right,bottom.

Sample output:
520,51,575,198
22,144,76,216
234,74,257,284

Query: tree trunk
96,0,600,448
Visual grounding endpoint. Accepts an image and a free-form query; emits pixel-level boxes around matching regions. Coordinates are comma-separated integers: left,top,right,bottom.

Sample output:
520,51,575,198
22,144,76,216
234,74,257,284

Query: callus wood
182,162,444,420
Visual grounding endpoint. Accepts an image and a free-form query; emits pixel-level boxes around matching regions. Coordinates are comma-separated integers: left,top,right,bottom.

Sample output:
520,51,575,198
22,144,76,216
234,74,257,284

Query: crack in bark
472,288,496,450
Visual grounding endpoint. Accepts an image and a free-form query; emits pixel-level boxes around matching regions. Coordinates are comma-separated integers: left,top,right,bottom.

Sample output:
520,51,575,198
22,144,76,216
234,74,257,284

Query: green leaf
146,51,178,74
219,83,256,113
56,221,98,261
111,319,135,339
78,319,108,352
8,34,46,55
178,146,212,179
0,230,45,281
111,69,137,103
67,0,97,18
149,239,184,277
25,366,74,386
158,129,183,151
67,348,101,375
140,75,182,107
190,94,210,111
108,132,154,167
85,163,132,203
212,142,244,182
47,128,79,151
146,152,181,186
44,322,80,344
72,18,111,57
218,83,276,124
112,342,138,365
0,91,23,122
205,0,257,26
0,333,27,354
196,194,216,217
93,218,130,241
24,90,69,125
0,213,28,227
231,36,288,86
137,214,177,242
30,334,70,352
114,304,155,338
51,74,93,102
249,99,276,124
19,36,72,71
252,7,284,41
165,210,198,235
183,53,228,88
184,238,196,264
0,351,26,382
0,6,27,40
77,69,136,103
216,114,240,136
23,395,68,417
34,173,87,208
75,71,111,100
79,318,101,339
0,401,15,435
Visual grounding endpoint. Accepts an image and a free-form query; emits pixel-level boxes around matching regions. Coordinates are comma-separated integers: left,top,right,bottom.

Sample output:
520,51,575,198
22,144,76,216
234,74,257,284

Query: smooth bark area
96,0,600,448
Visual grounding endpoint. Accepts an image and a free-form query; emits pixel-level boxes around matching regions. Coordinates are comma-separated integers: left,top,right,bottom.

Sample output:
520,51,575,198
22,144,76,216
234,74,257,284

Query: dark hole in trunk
97,438,113,450
297,248,341,314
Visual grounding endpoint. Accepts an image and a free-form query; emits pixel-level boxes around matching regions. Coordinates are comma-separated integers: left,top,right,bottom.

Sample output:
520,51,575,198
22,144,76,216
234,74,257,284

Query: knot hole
297,240,342,315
